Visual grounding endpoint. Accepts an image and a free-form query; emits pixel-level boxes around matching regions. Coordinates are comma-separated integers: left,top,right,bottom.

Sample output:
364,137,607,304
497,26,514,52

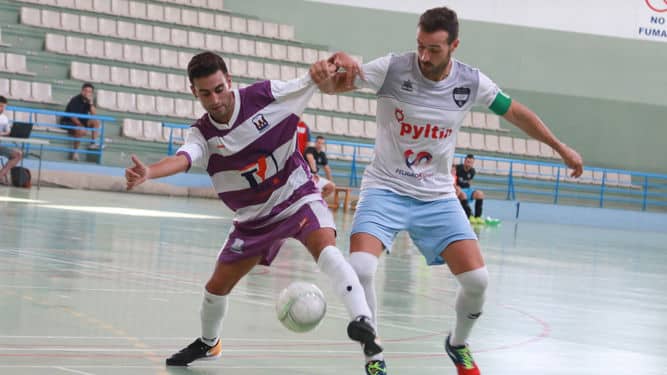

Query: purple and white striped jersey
176,75,321,228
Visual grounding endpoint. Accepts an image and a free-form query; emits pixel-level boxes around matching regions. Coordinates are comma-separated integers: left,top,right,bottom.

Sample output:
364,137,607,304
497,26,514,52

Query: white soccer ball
275,281,327,333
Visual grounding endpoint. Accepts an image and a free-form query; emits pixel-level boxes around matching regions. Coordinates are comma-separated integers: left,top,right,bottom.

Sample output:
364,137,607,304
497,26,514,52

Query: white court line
54,366,95,375
0,197,47,203
2,365,450,370
0,347,436,355
37,204,226,220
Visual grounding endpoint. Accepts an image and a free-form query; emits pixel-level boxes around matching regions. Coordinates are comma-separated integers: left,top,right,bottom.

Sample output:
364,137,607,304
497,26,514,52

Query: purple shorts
218,200,335,266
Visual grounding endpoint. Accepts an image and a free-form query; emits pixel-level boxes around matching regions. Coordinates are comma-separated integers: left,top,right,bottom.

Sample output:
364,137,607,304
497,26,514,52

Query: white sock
349,251,383,363
200,289,227,346
317,246,372,320
450,266,488,347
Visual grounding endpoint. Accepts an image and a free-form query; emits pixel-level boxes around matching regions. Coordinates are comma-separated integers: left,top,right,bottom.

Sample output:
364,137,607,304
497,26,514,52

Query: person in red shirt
296,118,310,155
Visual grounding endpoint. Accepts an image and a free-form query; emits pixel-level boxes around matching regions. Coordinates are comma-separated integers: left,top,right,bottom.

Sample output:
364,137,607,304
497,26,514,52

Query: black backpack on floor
10,167,32,188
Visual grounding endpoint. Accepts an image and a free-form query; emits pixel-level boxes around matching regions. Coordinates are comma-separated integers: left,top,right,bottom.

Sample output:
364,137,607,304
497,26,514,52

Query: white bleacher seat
456,131,471,149
128,1,147,18
111,0,130,16
300,113,315,128
97,18,118,38
177,51,191,70
156,96,174,116
122,118,142,139
130,69,148,88
171,28,187,47
174,98,193,118
354,97,370,115
10,80,31,100
188,31,206,49
66,36,85,56
0,53,5,72
470,133,484,150
105,41,124,60
135,23,153,43
255,41,271,58
287,46,302,62
526,139,540,157
331,117,348,135
325,144,342,160
247,19,263,36
31,82,52,102
160,49,179,69
322,94,338,111
205,34,222,51
142,120,161,141
348,119,364,137
485,134,499,152
247,61,263,79
263,22,279,38
308,92,322,110
61,12,80,32
364,120,376,138
485,113,501,131
136,94,155,114
96,89,116,110
239,39,255,56
85,38,104,58
498,136,513,153
45,33,66,53
146,3,164,22
272,44,287,61
34,113,56,131
605,172,619,186
142,46,160,66
4,53,27,73
192,100,205,118
93,0,111,13
117,20,136,39
339,145,354,161
592,170,604,183
80,15,98,34
231,16,247,34
116,91,135,111
539,142,556,158
42,9,61,29
91,64,110,83
538,165,555,180
122,44,142,63
148,71,167,91
471,112,486,129
167,74,187,94
511,163,526,178
462,112,472,128
369,99,377,116
525,164,539,178
264,63,280,80
359,147,374,163
231,59,248,77
164,6,185,26
619,173,633,187
279,24,295,40
280,65,296,81
162,126,182,143
513,138,527,155
20,8,41,27
318,50,330,61
296,67,308,77
496,161,510,176
153,26,171,45
315,115,333,134
70,62,90,81
303,48,318,64
215,14,231,31
182,9,199,27
222,36,239,54
75,0,93,11
110,66,130,86
198,11,215,29
338,95,354,113
480,159,497,174
0,79,9,97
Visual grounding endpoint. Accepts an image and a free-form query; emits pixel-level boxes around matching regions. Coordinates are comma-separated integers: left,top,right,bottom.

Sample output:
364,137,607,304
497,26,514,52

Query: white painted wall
309,0,667,42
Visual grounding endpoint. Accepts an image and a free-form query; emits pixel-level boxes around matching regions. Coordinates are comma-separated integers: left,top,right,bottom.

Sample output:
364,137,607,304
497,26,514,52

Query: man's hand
328,52,364,89
309,60,338,86
125,155,150,190
557,144,584,178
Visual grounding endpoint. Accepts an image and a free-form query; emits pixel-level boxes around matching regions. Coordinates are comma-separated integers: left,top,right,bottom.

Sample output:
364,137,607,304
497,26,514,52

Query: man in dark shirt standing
456,154,485,222
61,83,99,161
304,135,335,198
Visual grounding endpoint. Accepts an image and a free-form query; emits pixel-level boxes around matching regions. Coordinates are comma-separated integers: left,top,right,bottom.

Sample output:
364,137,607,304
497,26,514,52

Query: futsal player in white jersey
312,7,584,375
125,52,382,367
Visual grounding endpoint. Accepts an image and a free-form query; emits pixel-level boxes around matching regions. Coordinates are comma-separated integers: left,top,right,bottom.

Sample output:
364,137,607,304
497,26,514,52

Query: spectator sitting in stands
304,135,335,198
0,95,23,184
60,83,100,161
296,116,311,155
456,154,485,223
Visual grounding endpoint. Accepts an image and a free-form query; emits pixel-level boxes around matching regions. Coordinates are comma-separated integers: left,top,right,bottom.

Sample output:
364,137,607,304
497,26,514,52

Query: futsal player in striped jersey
125,51,381,367
312,7,583,375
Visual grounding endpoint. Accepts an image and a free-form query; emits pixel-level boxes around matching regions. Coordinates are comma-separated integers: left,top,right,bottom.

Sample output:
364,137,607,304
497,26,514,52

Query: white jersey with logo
356,52,503,201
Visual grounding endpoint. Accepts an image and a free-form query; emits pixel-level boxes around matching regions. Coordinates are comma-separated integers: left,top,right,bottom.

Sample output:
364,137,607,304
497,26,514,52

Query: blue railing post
599,171,607,208
349,146,358,187
642,176,649,211
98,120,106,164
554,167,561,204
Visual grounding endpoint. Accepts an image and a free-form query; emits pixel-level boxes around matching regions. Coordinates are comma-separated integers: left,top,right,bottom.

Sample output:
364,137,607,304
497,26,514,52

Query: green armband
489,91,512,115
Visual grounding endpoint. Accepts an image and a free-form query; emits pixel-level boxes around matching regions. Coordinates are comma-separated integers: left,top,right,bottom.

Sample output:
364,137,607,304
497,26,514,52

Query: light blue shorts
351,188,477,265
461,187,476,201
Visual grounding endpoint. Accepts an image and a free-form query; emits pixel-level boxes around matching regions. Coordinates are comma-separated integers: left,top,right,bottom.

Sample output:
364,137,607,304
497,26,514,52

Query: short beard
419,52,452,80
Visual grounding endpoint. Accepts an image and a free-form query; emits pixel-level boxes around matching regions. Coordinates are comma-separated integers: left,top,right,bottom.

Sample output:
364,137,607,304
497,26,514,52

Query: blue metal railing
162,122,190,155
3,106,116,164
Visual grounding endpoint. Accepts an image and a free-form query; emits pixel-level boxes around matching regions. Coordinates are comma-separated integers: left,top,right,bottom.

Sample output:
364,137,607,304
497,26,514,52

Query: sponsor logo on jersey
453,87,471,107
252,114,269,132
404,149,432,169
401,80,414,92
240,153,280,188
396,107,453,140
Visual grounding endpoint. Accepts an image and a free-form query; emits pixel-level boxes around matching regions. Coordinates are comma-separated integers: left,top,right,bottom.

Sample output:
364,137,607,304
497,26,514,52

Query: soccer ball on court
275,281,327,333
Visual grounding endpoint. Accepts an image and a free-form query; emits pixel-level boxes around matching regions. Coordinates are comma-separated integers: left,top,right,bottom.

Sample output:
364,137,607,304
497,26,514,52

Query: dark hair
188,51,229,84
316,136,325,141
81,82,95,90
465,154,475,159
418,7,459,44
0,95,7,104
